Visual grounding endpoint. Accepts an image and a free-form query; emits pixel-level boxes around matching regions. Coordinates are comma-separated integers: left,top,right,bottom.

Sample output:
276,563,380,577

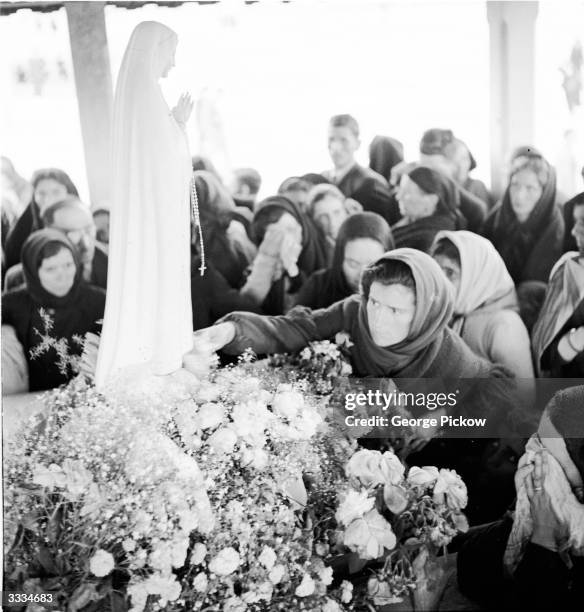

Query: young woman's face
342,238,386,293
366,281,416,346
396,175,437,221
509,169,543,223
433,253,462,294
34,179,69,213
38,248,76,297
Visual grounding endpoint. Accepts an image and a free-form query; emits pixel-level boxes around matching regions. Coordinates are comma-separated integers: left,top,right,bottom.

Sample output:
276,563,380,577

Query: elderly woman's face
509,169,543,222
35,179,69,213
38,247,76,297
396,175,438,221
366,281,416,347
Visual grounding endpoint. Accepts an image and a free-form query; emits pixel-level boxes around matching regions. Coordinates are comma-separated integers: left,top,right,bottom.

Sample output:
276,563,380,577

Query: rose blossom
269,564,285,584
195,402,224,430
433,468,468,510
343,509,396,559
346,449,404,488
207,427,238,454
323,600,343,612
258,546,277,570
294,573,315,597
407,466,439,487
89,549,115,577
209,547,240,576
193,572,208,592
272,389,304,420
190,542,207,565
335,489,375,526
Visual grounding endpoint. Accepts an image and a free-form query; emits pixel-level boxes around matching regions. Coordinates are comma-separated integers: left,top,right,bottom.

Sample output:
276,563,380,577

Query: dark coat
334,164,397,226
482,176,564,284
2,284,106,391
456,515,584,611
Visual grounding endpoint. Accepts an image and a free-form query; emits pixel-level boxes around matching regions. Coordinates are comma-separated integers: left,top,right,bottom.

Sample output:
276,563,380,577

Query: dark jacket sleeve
218,300,347,356
512,542,576,611
294,273,321,309
523,211,565,283
457,514,581,611
457,184,488,233
4,206,34,270
208,265,263,322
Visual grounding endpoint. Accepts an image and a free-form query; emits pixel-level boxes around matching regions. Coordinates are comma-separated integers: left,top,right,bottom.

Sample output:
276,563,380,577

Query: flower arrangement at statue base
3,361,357,612
332,449,470,611
4,341,470,612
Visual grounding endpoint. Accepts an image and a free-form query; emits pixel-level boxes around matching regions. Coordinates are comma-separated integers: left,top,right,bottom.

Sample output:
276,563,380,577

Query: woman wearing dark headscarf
392,166,465,253
532,199,584,377
482,154,564,284
191,248,516,523
240,195,327,315
369,135,404,184
195,248,499,379
4,168,79,269
456,386,584,611
295,212,394,310
194,170,255,288
2,229,105,392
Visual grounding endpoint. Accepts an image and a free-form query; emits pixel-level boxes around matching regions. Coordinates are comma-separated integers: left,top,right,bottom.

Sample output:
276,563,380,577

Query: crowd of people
2,115,584,608
2,117,584,389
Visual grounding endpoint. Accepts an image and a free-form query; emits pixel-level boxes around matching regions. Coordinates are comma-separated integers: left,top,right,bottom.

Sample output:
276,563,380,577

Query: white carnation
89,549,115,577
209,547,240,576
294,573,315,597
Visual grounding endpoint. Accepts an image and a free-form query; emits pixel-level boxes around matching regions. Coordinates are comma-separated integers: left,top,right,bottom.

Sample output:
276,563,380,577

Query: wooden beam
487,1,539,197
65,1,113,209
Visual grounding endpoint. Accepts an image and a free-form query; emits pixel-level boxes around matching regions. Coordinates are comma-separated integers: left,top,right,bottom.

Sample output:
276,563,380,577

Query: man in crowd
322,114,395,225
3,197,108,292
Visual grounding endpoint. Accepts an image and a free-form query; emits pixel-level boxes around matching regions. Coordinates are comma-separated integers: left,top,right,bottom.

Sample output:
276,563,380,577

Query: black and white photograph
1,1,583,610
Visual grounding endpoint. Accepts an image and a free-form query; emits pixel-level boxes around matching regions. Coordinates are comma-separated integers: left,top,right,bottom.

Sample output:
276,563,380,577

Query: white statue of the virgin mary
95,22,194,387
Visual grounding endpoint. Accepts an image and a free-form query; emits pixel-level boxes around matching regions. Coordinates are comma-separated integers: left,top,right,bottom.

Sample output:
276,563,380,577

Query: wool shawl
482,163,564,284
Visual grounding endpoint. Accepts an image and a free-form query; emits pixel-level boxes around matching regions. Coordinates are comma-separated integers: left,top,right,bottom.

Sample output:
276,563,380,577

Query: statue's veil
95,21,193,387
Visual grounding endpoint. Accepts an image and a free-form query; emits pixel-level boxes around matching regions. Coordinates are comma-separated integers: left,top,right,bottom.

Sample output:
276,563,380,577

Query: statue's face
157,35,177,79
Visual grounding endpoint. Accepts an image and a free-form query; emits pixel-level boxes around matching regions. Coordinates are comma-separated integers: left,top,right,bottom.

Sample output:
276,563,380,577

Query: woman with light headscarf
95,22,194,387
457,386,584,611
431,230,533,378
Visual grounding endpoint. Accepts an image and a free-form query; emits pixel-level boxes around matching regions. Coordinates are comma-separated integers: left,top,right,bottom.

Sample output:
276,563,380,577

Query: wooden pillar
487,1,539,197
65,1,113,209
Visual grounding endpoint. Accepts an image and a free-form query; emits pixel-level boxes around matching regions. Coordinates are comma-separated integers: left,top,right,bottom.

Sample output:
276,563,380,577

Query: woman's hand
280,233,301,277
524,452,566,551
194,322,236,352
172,92,194,126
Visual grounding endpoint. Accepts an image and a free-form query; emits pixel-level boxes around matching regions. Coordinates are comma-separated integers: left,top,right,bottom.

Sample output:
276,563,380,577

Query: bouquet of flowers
4,365,357,612
333,449,469,610
268,333,353,395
